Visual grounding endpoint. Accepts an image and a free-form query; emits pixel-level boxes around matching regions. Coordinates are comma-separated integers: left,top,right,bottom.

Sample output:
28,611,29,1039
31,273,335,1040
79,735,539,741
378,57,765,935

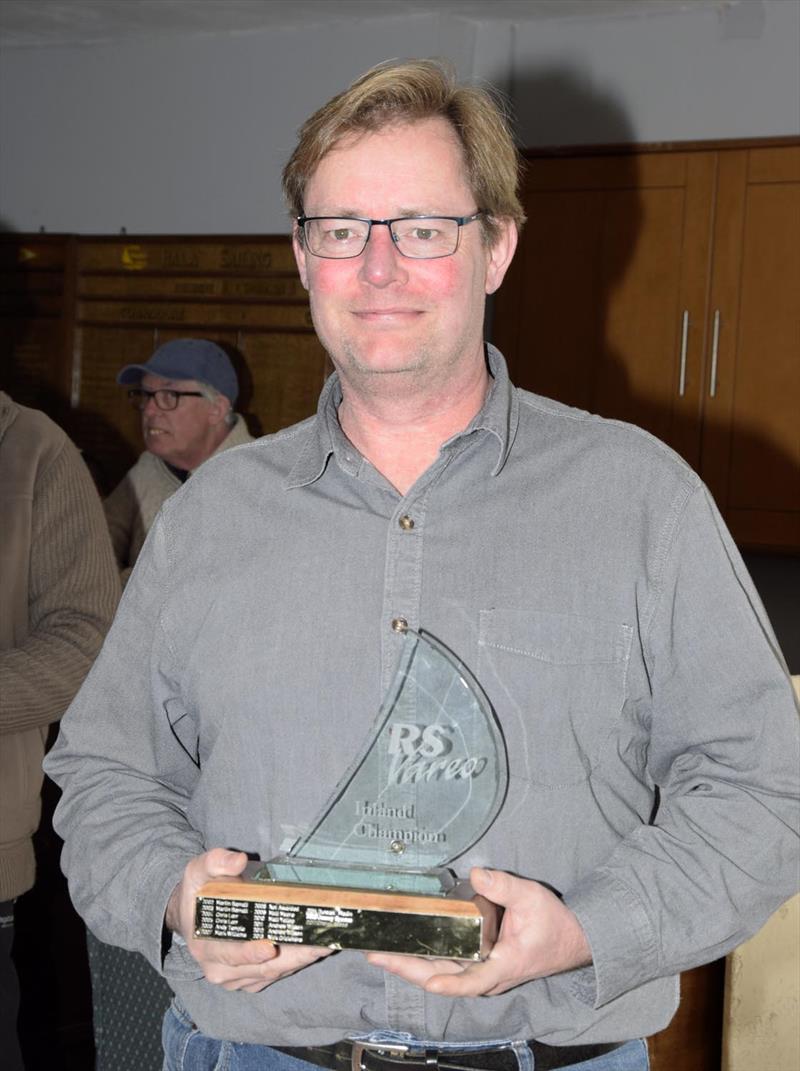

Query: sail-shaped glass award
195,627,508,959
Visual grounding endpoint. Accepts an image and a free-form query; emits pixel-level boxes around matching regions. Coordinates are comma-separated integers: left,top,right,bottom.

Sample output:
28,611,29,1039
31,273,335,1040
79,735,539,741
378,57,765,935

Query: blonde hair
282,59,525,245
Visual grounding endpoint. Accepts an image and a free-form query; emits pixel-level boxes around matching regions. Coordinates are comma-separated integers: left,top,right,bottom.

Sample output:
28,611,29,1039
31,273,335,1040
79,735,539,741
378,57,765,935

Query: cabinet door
700,147,800,550
492,152,715,468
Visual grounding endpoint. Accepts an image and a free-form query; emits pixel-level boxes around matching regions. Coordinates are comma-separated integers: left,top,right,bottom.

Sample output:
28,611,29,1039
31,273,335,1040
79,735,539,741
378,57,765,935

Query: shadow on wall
0,225,136,496
495,64,799,673
512,62,637,149
216,339,264,439
741,553,800,671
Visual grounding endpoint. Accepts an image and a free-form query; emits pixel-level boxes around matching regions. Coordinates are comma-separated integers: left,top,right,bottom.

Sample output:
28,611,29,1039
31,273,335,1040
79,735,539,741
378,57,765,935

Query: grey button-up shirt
45,346,799,1047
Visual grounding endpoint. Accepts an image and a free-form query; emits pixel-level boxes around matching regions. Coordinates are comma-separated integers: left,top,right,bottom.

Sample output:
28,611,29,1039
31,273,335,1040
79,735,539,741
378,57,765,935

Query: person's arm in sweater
0,438,120,734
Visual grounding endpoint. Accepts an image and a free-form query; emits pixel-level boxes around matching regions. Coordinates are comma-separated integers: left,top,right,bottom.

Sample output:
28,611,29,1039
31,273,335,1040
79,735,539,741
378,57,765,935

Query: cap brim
116,364,150,385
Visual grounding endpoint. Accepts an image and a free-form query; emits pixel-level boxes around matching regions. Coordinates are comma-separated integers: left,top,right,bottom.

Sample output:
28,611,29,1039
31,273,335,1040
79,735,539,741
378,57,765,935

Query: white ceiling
0,0,725,49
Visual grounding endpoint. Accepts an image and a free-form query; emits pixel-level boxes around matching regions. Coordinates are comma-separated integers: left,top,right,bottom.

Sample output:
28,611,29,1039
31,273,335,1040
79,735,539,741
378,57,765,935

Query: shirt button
398,515,415,530
391,617,409,633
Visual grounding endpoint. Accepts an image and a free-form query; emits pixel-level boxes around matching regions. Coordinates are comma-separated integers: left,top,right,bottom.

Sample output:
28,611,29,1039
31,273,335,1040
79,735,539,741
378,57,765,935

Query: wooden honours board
0,234,330,492
0,235,75,420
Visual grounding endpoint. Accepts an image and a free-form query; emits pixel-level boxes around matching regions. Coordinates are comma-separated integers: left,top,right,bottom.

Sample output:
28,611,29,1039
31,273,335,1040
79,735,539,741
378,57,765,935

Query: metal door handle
709,310,721,398
678,310,689,397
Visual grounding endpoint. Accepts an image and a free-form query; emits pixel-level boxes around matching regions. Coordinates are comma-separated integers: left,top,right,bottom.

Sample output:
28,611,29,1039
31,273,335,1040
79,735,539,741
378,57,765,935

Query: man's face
139,373,227,471
293,117,516,393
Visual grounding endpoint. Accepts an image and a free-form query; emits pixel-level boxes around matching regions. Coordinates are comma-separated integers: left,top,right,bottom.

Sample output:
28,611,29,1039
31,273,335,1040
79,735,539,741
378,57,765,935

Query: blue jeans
162,1000,650,1071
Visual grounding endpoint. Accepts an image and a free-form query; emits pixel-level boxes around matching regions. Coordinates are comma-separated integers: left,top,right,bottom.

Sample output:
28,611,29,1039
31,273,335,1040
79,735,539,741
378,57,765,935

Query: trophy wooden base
195,870,496,961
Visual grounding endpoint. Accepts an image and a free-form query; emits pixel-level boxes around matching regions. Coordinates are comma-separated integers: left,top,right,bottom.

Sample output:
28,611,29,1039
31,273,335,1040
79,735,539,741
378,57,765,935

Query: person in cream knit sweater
0,392,119,1069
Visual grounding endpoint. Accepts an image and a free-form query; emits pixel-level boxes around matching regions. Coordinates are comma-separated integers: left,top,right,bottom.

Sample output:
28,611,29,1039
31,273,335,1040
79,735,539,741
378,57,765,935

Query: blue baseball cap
117,338,239,404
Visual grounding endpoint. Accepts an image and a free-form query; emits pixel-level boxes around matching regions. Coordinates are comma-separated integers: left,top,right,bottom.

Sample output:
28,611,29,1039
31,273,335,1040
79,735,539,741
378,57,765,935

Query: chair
87,930,172,1071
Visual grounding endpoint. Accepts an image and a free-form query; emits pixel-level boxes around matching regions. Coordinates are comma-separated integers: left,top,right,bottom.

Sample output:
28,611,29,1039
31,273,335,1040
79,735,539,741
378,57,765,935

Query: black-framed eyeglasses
127,388,204,412
297,211,484,260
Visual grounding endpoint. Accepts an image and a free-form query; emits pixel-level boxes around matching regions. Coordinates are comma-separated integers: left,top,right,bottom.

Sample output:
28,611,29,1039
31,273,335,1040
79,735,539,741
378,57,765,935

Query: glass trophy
195,626,508,959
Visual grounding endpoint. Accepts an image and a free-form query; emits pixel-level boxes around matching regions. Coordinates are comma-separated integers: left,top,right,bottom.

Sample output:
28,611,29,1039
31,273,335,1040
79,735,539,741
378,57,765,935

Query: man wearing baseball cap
104,338,253,581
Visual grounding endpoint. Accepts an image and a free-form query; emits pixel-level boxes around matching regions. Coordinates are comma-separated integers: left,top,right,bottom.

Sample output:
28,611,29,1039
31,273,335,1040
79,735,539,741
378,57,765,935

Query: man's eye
332,228,353,241
411,227,436,240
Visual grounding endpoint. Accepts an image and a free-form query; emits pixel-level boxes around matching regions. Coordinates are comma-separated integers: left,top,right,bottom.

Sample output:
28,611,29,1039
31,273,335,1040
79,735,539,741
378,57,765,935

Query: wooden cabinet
493,141,800,551
701,148,800,550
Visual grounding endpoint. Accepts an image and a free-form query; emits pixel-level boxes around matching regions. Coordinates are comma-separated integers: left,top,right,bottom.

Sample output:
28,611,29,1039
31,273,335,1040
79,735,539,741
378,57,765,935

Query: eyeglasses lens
304,218,461,260
128,389,179,411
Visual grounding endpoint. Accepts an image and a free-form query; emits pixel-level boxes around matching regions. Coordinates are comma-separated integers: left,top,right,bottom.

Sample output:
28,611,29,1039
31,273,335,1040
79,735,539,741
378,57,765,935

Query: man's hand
166,848,332,993
366,868,592,997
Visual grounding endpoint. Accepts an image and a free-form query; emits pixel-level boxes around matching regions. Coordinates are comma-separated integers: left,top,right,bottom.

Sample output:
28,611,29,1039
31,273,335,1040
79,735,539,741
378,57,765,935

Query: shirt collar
284,343,518,489
462,343,519,476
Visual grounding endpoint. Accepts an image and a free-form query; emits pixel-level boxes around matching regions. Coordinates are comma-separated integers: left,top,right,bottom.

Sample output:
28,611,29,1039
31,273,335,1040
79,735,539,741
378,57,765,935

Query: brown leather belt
275,1039,625,1071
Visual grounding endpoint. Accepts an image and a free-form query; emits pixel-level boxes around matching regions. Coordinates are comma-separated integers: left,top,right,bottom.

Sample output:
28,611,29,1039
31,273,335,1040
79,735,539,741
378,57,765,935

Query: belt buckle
352,1042,437,1071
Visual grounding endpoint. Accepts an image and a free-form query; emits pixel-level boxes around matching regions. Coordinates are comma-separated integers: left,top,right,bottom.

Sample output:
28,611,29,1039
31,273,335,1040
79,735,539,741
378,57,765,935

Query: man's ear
484,218,518,296
207,396,231,427
293,225,310,290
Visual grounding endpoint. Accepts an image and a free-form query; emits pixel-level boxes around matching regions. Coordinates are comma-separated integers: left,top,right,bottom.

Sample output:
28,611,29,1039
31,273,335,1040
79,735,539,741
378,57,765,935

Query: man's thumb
205,847,248,877
470,866,511,902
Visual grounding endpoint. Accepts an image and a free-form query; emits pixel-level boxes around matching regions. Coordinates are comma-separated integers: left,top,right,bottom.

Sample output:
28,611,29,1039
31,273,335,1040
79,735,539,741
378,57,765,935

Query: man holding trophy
46,61,798,1071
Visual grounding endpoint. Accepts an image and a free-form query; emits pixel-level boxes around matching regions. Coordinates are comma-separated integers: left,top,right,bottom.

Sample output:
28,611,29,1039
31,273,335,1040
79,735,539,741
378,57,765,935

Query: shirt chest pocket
478,608,633,787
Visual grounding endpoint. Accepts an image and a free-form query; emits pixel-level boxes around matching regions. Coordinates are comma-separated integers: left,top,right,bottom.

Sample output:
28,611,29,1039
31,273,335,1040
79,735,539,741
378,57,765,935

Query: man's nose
358,223,408,287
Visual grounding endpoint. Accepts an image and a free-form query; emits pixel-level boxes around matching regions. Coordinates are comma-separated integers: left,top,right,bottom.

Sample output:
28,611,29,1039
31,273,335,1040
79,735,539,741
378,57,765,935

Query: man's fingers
365,951,482,990
366,953,508,998
203,937,277,966
175,850,334,991
365,952,456,987
211,942,333,992
424,956,507,996
273,943,333,969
